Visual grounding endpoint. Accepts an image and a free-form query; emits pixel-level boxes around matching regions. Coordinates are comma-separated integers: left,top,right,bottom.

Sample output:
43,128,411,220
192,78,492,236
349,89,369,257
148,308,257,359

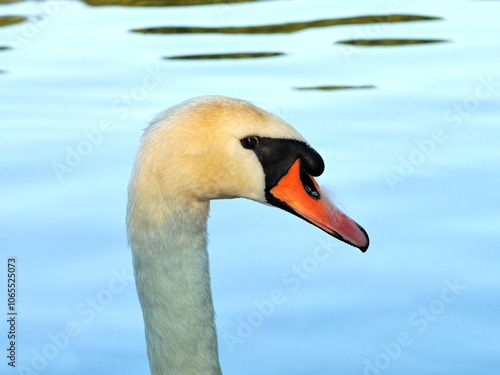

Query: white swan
126,96,369,375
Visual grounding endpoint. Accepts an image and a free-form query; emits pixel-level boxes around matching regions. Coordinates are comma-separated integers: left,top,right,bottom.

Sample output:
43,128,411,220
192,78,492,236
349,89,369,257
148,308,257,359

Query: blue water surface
1,0,499,374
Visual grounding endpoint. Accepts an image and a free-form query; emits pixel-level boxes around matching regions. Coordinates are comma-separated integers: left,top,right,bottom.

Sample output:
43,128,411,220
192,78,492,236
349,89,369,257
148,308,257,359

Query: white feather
127,96,305,375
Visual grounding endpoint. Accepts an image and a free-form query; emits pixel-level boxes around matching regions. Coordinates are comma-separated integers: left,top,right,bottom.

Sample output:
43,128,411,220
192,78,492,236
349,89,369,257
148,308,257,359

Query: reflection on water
337,38,448,47
0,15,26,27
165,52,284,60
80,0,265,6
0,39,10,74
294,85,376,91
0,0,26,4
131,14,441,34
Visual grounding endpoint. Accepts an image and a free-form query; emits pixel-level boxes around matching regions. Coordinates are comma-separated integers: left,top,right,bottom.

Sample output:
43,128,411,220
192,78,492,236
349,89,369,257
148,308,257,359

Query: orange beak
269,160,369,252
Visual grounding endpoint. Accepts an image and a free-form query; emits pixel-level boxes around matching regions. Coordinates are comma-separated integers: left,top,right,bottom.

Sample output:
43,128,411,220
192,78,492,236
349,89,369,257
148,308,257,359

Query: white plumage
127,96,368,375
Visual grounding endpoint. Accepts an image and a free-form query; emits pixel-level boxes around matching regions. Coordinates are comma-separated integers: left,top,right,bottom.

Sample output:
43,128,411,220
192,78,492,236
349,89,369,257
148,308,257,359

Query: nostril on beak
300,167,321,200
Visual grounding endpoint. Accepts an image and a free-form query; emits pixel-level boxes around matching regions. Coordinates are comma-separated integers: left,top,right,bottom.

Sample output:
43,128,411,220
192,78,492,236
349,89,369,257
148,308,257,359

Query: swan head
130,96,369,251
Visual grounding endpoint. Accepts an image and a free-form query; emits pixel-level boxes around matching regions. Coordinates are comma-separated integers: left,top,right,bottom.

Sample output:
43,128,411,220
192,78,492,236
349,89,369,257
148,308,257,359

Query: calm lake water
1,0,499,374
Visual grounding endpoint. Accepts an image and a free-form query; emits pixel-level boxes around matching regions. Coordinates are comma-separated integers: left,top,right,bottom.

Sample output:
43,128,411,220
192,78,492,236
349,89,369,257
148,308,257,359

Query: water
1,0,499,374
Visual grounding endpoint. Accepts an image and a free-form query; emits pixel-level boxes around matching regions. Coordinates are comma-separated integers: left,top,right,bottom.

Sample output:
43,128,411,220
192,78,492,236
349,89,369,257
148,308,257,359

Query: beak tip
356,224,369,253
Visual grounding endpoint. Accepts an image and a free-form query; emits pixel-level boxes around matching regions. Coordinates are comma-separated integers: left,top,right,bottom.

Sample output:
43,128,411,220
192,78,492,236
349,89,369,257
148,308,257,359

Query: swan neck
129,198,222,375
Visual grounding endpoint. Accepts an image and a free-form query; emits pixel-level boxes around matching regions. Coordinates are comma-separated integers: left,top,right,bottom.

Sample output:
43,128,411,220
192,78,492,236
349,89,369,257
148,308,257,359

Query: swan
126,95,369,375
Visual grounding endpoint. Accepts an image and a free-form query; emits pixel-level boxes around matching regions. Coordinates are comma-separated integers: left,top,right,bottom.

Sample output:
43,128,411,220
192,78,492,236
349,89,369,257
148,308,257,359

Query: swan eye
241,136,259,149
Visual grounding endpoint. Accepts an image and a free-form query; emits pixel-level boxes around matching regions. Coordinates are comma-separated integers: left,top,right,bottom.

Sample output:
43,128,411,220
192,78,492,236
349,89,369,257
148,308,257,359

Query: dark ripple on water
165,52,285,60
131,14,442,35
336,38,448,47
294,85,376,91
0,15,27,28
80,0,265,6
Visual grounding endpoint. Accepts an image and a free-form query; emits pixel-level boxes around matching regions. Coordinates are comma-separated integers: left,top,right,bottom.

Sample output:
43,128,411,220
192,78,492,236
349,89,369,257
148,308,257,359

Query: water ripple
294,85,376,91
165,52,285,60
80,0,265,6
0,15,27,28
336,38,448,47
131,14,441,35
